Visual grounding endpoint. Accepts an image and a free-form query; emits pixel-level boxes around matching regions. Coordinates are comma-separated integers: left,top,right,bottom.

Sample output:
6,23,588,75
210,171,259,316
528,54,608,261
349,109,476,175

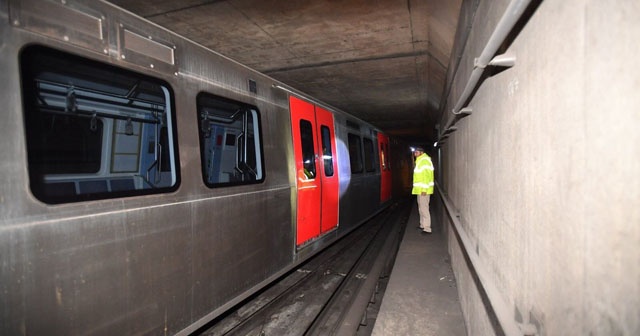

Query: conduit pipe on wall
439,0,532,142
436,183,537,336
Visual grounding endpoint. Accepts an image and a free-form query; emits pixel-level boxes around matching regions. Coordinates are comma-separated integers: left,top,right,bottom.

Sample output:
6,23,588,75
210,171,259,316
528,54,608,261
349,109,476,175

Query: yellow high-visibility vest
412,153,434,195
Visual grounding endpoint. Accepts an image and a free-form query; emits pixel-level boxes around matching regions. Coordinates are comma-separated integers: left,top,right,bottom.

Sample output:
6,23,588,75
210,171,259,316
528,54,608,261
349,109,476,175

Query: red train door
290,97,339,246
378,133,392,203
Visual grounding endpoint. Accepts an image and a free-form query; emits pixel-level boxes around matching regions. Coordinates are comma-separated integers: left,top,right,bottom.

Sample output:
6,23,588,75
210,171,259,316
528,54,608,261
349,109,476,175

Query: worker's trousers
417,194,431,232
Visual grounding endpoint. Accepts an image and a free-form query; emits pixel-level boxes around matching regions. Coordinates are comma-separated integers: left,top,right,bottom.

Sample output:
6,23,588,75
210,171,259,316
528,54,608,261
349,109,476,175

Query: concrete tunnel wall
438,1,639,335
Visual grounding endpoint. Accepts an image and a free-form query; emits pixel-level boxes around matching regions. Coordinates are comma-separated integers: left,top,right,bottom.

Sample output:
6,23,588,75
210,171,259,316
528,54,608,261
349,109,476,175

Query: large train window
363,138,376,172
20,45,180,204
347,133,363,174
197,92,264,187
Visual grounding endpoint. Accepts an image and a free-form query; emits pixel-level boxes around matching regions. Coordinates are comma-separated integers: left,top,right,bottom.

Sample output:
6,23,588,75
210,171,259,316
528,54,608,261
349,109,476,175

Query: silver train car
0,0,395,334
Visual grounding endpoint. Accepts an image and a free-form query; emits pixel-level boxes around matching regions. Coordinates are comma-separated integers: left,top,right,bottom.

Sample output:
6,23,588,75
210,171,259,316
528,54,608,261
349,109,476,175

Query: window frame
320,125,334,177
196,92,265,188
381,142,390,171
20,45,181,204
347,133,363,174
363,137,376,173
299,119,317,180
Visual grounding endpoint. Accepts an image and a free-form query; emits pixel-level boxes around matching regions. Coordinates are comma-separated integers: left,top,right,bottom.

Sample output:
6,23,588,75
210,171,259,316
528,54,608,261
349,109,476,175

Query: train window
383,142,390,170
197,92,264,187
20,45,180,204
385,143,391,169
347,133,363,174
320,126,334,177
299,120,316,179
380,143,387,170
363,138,375,172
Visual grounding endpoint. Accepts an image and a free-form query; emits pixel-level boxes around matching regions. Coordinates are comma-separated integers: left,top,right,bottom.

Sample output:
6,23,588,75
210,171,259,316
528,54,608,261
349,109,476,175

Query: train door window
381,142,390,170
299,120,316,179
380,142,387,170
320,125,334,177
197,92,264,187
363,138,375,172
385,143,390,169
20,45,180,204
347,133,363,174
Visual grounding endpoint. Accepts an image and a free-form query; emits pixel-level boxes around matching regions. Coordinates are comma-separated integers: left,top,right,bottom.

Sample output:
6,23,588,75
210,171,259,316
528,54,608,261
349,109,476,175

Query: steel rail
194,204,401,336
305,201,409,336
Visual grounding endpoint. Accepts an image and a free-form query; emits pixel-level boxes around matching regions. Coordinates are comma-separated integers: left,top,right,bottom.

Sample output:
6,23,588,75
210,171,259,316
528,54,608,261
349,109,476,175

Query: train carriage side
333,113,386,230
0,1,394,335
0,1,297,335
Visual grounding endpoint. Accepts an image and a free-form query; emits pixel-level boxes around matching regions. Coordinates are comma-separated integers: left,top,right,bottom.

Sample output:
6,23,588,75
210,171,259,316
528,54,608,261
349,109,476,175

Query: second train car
0,0,394,335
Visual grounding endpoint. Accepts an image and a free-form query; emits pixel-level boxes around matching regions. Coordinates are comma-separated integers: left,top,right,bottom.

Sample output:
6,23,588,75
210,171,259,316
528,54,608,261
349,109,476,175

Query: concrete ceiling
108,0,462,144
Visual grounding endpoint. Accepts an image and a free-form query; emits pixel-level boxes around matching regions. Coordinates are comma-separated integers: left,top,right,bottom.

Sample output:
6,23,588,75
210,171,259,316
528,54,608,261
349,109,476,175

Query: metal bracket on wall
438,0,533,145
486,52,517,68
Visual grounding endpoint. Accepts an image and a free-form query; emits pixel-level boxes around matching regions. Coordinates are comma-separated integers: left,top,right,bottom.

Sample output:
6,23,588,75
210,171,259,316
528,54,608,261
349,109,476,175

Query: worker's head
414,146,424,156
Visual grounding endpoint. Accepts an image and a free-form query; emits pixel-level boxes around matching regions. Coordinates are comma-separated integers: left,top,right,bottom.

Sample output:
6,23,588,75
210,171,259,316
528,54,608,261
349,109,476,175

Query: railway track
193,199,411,336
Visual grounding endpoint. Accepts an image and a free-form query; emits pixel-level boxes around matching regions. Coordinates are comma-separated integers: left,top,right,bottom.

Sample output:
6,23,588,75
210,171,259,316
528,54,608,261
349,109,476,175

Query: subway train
0,1,398,335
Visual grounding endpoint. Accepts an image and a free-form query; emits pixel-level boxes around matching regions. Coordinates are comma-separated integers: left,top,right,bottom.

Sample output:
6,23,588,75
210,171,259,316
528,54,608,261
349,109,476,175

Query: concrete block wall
439,1,640,334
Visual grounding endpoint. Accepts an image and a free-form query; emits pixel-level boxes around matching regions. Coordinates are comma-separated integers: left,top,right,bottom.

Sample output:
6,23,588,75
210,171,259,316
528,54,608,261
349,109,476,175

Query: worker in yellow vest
412,146,434,233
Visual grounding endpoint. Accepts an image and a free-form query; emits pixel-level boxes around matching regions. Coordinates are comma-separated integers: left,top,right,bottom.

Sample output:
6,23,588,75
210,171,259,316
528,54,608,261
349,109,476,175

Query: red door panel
378,133,392,203
315,106,339,233
290,96,321,246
